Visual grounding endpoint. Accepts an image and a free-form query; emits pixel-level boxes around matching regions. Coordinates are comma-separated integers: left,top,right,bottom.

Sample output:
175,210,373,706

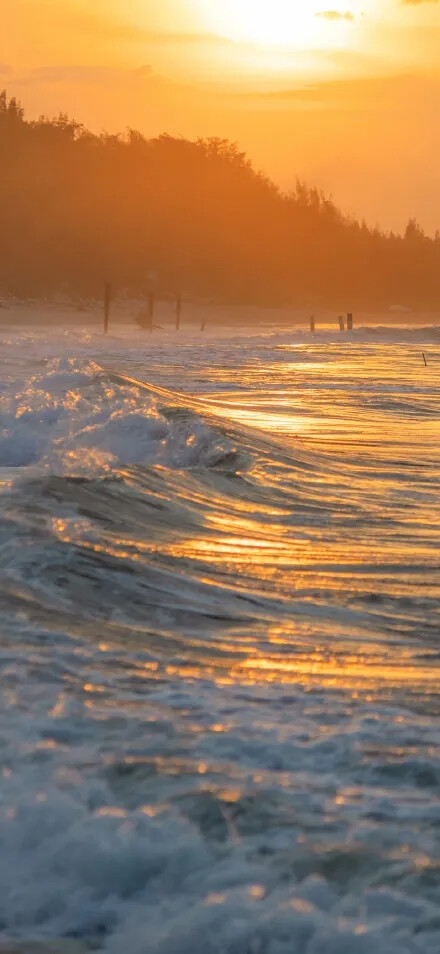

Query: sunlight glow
196,0,359,49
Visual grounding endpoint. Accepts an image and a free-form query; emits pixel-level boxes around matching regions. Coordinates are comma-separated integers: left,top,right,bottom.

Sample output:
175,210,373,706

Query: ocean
0,319,440,953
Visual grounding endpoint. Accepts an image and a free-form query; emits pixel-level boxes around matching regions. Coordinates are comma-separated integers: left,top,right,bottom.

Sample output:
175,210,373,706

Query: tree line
0,91,439,308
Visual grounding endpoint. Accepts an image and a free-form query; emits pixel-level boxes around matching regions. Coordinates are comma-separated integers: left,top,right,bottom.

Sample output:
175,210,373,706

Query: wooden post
347,312,353,331
201,318,206,332
422,352,428,366
338,315,345,332
176,293,182,331
310,315,315,333
104,282,112,334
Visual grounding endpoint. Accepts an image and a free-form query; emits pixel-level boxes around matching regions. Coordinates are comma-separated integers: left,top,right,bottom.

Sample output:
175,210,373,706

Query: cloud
241,71,440,113
13,64,158,97
315,10,355,20
27,64,154,85
113,30,237,46
23,2,236,48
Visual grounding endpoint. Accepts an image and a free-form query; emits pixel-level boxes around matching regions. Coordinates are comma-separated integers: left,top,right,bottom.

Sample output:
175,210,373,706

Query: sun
196,0,357,49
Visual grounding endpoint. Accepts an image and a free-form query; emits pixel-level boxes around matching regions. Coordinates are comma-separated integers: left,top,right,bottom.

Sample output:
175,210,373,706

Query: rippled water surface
0,322,440,953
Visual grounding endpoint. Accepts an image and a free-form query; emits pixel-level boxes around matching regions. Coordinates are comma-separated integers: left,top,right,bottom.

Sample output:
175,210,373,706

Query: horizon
4,0,440,235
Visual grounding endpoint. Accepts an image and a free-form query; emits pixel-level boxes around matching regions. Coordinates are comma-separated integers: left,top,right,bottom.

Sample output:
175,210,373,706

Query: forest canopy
0,92,439,308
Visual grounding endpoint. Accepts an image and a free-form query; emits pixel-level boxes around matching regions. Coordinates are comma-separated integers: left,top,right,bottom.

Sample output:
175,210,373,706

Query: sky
2,0,440,233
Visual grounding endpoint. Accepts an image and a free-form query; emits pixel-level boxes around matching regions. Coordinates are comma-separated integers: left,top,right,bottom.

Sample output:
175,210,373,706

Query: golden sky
3,0,440,232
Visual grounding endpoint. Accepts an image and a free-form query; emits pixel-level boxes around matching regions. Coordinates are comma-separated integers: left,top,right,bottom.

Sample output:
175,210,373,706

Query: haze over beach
3,0,440,234
1,4,440,954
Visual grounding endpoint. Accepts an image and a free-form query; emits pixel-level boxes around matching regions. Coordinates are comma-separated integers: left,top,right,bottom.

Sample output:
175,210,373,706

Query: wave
1,331,440,952
0,358,240,474
1,355,439,670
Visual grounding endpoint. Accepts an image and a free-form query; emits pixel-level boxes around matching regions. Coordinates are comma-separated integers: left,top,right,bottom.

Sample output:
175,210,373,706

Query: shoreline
0,300,438,331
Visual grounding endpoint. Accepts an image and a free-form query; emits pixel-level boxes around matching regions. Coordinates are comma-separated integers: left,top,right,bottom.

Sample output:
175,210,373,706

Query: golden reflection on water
47,504,440,697
44,345,440,701
199,345,440,452
207,402,314,436
50,508,440,697
234,652,439,690
154,645,439,695
205,398,440,452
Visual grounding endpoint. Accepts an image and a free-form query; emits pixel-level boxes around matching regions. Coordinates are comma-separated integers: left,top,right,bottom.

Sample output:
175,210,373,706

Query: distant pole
347,312,354,331
201,318,206,333
422,352,428,366
338,315,345,332
176,293,182,331
104,282,112,334
310,315,315,333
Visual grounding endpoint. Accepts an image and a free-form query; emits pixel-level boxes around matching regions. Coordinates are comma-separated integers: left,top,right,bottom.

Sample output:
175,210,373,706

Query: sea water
0,321,440,953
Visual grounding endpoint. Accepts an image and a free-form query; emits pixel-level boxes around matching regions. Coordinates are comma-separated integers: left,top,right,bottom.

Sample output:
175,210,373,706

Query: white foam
0,354,230,475
1,647,439,953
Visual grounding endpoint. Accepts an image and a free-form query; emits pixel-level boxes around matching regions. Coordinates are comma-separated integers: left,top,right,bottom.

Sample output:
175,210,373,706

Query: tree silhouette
0,91,438,308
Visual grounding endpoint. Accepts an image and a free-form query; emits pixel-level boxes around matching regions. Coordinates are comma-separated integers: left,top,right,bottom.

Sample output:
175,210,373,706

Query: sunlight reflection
235,652,439,690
